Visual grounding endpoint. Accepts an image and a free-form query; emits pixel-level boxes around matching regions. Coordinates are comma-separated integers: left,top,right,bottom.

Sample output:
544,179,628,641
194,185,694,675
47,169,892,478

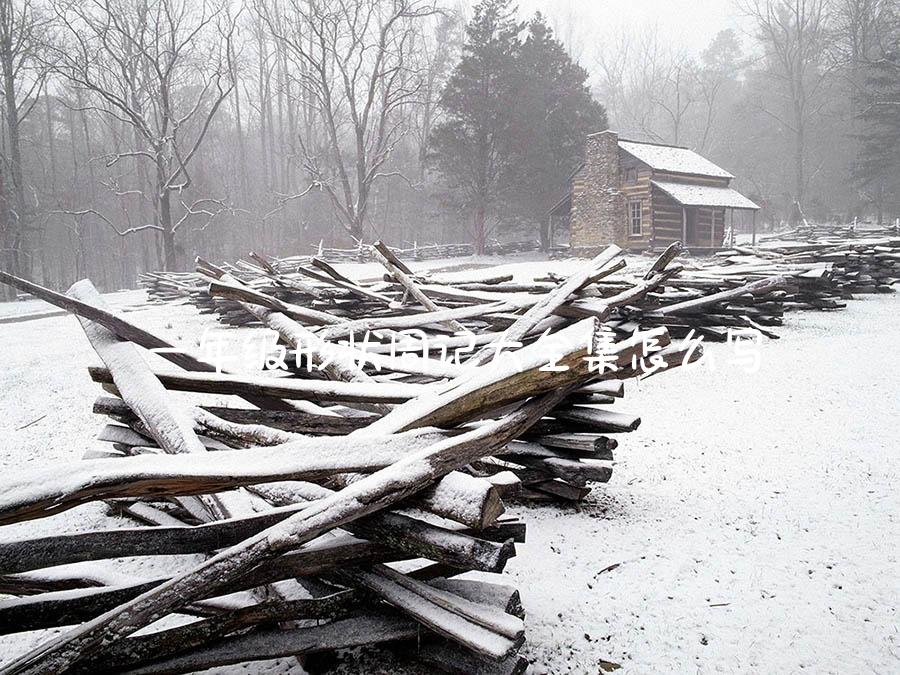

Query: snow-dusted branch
54,208,163,236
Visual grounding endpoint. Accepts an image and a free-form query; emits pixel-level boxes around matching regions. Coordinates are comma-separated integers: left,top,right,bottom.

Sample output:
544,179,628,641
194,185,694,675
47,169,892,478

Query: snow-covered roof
620,140,734,178
651,180,759,210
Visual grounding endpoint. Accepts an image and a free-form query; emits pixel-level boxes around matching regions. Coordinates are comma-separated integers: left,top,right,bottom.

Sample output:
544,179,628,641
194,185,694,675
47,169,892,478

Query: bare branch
53,208,163,236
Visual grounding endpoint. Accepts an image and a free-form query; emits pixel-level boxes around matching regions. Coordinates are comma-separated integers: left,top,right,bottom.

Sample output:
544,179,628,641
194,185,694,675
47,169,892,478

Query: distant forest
1,0,898,290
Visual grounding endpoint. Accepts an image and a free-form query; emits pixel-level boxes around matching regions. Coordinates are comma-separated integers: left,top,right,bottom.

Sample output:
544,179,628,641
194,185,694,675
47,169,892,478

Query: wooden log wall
650,187,684,247
650,174,729,249
619,156,653,251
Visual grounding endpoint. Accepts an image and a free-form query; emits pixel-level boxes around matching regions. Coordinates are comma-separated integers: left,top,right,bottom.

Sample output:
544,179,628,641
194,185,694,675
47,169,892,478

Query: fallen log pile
161,238,545,274
0,248,698,674
709,236,900,299
307,239,544,263
138,240,801,342
758,221,899,242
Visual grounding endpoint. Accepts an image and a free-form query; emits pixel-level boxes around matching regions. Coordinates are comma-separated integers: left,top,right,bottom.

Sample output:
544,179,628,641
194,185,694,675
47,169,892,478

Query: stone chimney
570,130,625,255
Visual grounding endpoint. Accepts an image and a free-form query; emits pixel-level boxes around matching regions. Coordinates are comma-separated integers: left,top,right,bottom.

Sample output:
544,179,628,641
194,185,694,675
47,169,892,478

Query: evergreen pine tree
430,0,521,254
432,4,607,252
854,38,900,224
511,13,608,245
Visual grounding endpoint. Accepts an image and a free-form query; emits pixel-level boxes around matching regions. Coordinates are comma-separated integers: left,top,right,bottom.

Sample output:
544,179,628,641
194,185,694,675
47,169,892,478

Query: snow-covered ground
509,293,900,674
0,262,897,674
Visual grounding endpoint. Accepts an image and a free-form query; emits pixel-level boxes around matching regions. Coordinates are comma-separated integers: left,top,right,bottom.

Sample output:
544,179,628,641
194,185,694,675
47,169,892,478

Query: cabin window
628,200,643,236
625,168,638,184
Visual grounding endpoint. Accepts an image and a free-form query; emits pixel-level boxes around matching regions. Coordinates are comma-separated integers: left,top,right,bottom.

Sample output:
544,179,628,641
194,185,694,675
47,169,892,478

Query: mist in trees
0,0,49,299
595,0,900,228
851,2,900,222
0,0,897,292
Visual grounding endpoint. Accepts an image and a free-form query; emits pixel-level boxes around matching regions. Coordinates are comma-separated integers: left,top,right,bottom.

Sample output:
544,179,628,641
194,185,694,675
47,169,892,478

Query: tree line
0,0,898,294
595,0,900,229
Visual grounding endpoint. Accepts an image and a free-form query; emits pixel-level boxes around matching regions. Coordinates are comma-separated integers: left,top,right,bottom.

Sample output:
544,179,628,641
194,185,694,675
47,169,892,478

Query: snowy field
0,259,897,674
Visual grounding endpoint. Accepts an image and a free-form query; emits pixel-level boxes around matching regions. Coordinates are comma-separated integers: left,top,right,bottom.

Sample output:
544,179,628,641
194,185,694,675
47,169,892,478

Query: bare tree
595,25,697,145
741,0,833,218
594,26,636,131
648,52,698,146
410,11,461,179
51,0,237,270
831,0,897,72
695,29,744,153
0,0,49,290
259,0,439,242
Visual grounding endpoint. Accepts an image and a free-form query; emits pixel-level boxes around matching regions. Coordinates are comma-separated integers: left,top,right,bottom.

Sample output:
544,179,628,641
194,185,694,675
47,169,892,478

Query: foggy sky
472,0,752,61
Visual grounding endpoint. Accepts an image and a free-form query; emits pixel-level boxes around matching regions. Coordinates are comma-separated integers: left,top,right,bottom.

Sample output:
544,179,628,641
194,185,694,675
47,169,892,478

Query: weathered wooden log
652,275,790,316
345,564,524,660
246,481,514,565
363,317,602,433
461,519,527,544
644,241,684,278
207,267,466,380
366,321,670,434
95,423,154,447
522,480,592,501
0,271,294,411
0,535,389,633
596,266,683,310
207,278,342,325
323,469,506,530
549,407,641,433
70,592,356,674
416,639,529,675
87,578,522,675
576,380,625,397
0,427,448,525
246,252,324,295
91,414,502,531
98,399,302,449
429,577,524,618
298,261,396,304
88,366,424,403
500,438,613,466
467,245,622,366
507,456,612,486
1,387,574,674
68,280,238,522
0,583,228,634
373,241,467,333
314,301,512,342
0,499,513,576
526,433,617,457
94,395,361,442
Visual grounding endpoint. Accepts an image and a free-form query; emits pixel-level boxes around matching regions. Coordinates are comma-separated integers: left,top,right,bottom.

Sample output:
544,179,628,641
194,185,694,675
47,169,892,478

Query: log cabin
546,130,759,255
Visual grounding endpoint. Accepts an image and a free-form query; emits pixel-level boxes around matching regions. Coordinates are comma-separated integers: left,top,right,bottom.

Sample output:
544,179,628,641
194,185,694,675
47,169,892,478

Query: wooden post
729,208,734,247
752,210,757,246
681,206,687,244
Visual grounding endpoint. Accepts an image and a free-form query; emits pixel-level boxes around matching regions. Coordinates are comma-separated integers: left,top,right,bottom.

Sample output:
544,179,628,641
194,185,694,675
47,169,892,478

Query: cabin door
684,207,699,245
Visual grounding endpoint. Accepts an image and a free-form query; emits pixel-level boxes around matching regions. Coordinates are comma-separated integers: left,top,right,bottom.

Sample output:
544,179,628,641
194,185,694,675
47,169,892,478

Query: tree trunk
473,202,486,255
75,90,102,284
348,215,364,242
793,101,805,224
256,24,270,193
1,43,26,283
160,190,177,272
0,171,14,301
232,79,249,206
876,180,884,225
